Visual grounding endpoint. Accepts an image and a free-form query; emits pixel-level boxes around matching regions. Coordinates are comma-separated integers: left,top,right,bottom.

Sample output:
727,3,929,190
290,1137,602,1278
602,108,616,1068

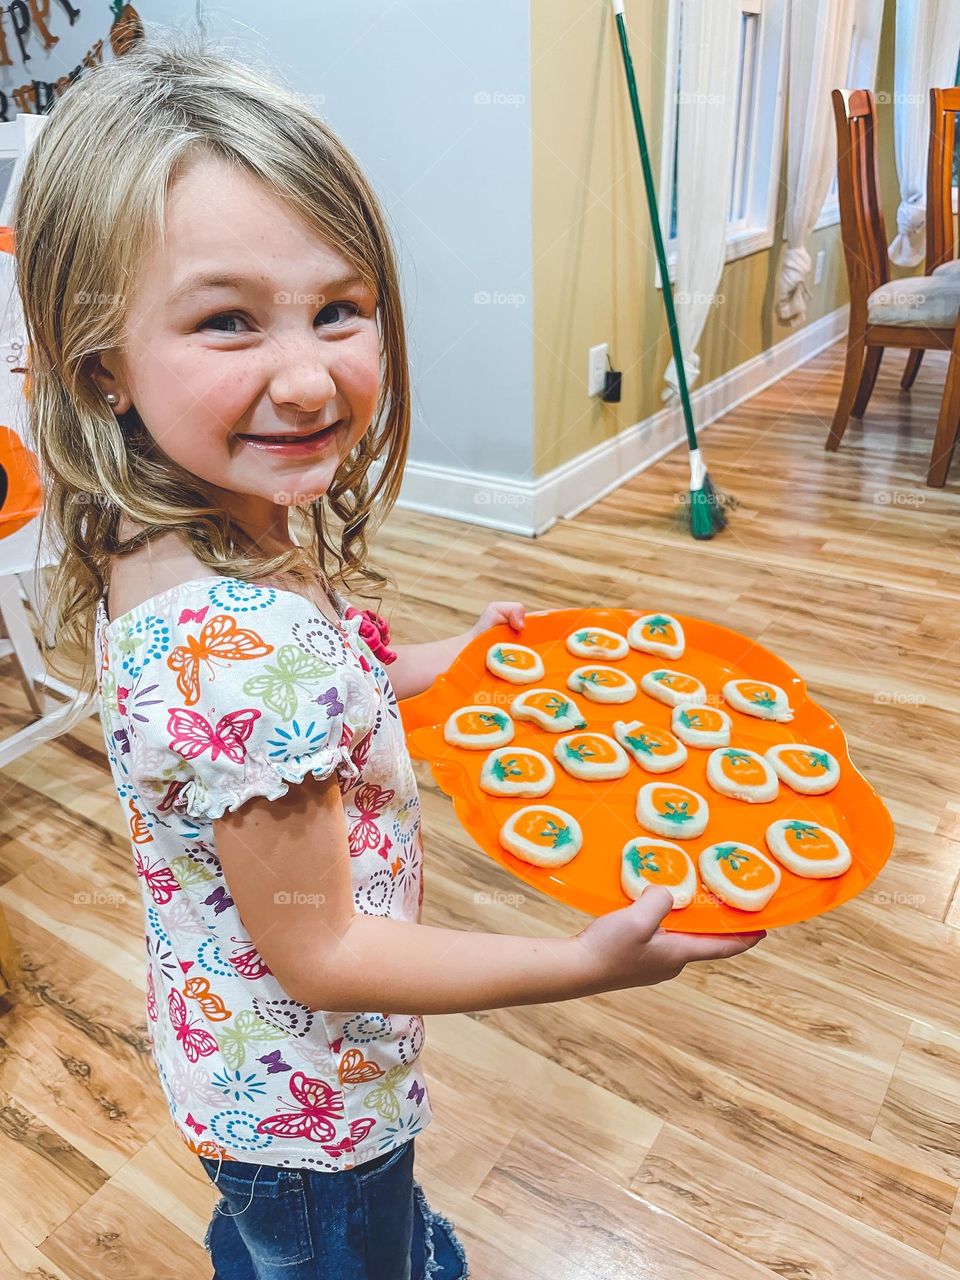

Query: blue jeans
199,1139,469,1279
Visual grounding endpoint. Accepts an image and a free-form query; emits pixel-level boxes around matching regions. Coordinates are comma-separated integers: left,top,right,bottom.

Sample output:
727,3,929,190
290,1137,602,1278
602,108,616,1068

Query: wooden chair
901,86,960,393
827,88,960,486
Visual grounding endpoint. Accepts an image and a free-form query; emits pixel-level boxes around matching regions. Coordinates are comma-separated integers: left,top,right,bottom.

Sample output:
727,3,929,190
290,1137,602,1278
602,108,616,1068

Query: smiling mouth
238,422,342,445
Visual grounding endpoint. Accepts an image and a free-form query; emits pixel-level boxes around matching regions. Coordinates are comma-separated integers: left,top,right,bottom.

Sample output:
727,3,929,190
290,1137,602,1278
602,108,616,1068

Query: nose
267,328,338,416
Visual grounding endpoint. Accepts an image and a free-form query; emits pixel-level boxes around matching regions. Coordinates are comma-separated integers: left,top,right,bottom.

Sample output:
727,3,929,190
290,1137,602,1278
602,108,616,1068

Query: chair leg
928,342,960,486
827,331,867,451
901,348,924,390
852,346,883,417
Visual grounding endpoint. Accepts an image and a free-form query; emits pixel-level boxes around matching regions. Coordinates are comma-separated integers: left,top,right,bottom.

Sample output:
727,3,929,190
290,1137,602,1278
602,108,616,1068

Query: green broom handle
611,0,699,456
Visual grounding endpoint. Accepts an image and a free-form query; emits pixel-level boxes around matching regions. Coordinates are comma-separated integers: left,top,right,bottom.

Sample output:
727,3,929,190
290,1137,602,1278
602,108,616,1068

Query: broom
610,0,734,538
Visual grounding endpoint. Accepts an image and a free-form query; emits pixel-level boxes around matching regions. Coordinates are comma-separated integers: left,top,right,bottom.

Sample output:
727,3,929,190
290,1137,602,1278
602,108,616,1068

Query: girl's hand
574,886,765,991
470,600,526,638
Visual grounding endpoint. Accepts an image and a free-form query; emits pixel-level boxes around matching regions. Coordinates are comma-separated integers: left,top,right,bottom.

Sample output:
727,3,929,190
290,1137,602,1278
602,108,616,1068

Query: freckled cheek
167,361,259,437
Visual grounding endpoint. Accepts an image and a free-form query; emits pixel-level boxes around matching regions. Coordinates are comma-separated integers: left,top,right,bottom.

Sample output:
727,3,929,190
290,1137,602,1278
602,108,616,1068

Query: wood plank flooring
0,337,958,1278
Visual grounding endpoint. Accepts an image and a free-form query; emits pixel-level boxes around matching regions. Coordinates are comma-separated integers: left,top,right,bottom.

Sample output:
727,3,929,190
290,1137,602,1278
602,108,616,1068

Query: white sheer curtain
776,0,858,325
889,0,960,267
662,0,740,401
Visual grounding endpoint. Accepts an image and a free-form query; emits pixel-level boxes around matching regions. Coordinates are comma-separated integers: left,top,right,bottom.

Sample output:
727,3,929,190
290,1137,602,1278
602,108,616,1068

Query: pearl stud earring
106,393,119,405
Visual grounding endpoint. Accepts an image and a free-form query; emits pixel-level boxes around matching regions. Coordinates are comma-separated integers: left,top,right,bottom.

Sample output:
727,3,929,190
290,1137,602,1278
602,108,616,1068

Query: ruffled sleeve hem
172,742,364,822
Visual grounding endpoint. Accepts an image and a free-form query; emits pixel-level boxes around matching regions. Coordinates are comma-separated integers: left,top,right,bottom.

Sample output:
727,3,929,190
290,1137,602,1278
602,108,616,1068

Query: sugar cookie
671,704,732,748
765,819,851,878
565,626,629,660
500,805,583,866
640,668,706,708
698,841,781,911
706,748,779,803
621,838,697,908
567,664,637,703
627,613,685,660
443,706,515,750
765,744,840,795
553,731,630,781
479,747,555,796
511,688,587,732
636,781,709,839
485,642,544,684
722,678,793,722
612,719,687,773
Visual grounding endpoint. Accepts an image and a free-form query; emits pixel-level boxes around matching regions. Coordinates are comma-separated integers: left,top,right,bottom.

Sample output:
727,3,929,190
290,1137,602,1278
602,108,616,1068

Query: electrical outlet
814,249,826,286
588,343,608,397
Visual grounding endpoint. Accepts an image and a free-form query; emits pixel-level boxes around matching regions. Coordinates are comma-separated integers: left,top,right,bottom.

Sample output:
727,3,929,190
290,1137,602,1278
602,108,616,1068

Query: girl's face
93,152,382,547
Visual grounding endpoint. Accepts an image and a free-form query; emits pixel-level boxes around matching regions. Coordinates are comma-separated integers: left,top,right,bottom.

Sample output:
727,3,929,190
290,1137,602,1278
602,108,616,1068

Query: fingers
679,930,766,963
627,885,677,935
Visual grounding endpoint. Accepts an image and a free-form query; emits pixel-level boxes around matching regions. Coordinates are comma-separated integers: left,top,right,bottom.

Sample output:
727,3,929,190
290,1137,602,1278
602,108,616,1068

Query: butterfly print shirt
94,576,432,1171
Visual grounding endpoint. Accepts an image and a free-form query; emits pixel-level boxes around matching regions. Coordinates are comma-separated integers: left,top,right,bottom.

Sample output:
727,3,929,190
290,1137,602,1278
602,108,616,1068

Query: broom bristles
673,467,736,539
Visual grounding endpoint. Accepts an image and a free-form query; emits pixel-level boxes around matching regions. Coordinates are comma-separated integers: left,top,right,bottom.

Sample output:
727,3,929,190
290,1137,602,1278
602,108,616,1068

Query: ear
84,352,128,413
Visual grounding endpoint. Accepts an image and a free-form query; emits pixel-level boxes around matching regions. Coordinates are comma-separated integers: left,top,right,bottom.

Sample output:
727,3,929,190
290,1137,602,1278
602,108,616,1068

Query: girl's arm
212,770,764,1017
388,635,473,700
388,600,528,700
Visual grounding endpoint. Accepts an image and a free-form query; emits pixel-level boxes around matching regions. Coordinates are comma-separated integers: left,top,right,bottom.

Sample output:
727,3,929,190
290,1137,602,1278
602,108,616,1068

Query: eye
317,301,361,326
199,312,251,334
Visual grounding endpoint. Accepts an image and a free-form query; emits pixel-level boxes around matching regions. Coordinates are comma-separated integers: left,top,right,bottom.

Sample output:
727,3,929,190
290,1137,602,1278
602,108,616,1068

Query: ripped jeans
199,1138,469,1279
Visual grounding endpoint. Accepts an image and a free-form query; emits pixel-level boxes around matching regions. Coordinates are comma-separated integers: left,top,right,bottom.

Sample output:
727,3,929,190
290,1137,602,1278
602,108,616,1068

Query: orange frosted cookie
698,841,781,911
627,613,685,660
565,626,629,660
765,744,840,795
671,704,732,748
723,678,793,722
479,747,555,797
765,819,851,878
706,748,779,803
553,731,629,781
612,719,687,773
500,805,582,866
485,642,544,684
636,781,709,839
511,688,588,732
621,837,697,908
640,668,706,708
444,706,515,749
567,664,637,704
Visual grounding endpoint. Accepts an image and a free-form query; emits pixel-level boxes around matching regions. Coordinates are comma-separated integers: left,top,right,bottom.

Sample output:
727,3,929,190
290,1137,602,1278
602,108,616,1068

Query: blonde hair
13,28,410,697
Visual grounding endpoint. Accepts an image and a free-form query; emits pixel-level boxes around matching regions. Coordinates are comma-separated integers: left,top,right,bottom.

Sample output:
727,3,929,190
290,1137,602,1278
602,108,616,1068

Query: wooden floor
1,338,958,1278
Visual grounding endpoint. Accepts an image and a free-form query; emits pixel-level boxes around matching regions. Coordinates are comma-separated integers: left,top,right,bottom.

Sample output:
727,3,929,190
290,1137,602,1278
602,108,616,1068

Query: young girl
13,32,764,1280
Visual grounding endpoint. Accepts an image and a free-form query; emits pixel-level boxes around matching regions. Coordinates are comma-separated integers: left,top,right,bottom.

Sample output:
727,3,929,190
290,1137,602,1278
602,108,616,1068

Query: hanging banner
0,2,144,120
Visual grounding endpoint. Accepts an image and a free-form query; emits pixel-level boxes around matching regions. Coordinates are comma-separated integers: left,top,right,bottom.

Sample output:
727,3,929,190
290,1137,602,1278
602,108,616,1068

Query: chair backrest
831,88,889,311
927,86,960,273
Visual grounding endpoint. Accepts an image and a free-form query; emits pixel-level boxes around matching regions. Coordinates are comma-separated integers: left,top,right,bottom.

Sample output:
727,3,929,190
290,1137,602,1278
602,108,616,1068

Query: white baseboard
394,304,848,537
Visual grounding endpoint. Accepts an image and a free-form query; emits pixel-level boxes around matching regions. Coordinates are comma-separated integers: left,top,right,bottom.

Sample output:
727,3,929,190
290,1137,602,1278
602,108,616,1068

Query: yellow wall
530,0,901,477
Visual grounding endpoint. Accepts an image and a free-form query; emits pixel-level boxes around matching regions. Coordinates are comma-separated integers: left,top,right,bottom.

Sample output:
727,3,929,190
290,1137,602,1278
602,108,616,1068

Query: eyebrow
166,270,369,307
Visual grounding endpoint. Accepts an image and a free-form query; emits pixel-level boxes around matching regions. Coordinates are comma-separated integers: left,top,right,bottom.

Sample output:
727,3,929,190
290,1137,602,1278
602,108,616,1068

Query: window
815,0,884,230
658,0,787,285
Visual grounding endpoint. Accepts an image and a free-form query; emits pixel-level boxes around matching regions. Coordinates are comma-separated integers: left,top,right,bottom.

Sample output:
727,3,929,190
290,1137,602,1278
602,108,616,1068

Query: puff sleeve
115,579,380,822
